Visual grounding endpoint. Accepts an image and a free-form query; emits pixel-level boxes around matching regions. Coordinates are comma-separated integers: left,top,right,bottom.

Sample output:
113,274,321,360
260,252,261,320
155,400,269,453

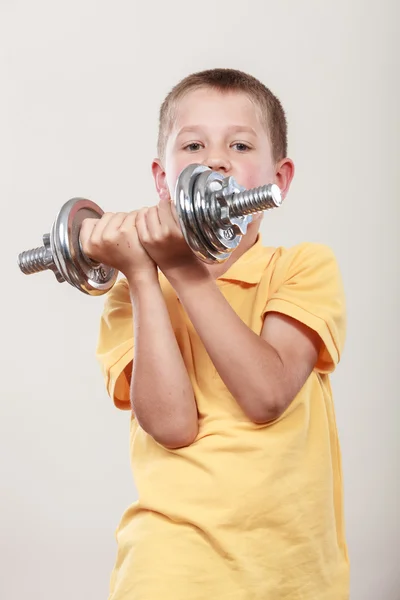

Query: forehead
171,87,264,132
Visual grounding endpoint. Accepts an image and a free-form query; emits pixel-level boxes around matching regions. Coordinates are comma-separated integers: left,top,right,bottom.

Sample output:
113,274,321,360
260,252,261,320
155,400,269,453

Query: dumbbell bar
18,164,282,296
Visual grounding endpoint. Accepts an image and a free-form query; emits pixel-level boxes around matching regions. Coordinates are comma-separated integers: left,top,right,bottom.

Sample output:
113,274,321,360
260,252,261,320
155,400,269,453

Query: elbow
242,391,288,425
153,423,199,449
249,406,283,425
141,417,199,449
158,432,197,449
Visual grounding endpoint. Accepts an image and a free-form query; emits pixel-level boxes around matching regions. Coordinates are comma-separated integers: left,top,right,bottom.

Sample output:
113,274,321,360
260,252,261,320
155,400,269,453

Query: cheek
236,161,275,190
165,155,200,196
166,166,183,197
164,159,181,196
234,167,264,190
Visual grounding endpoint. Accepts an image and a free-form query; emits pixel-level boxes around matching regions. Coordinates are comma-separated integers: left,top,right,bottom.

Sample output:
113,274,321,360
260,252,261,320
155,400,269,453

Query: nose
204,155,231,173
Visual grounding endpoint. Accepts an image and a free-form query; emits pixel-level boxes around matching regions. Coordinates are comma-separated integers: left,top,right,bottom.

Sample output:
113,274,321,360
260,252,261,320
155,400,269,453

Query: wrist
169,267,214,298
163,262,212,291
125,268,160,293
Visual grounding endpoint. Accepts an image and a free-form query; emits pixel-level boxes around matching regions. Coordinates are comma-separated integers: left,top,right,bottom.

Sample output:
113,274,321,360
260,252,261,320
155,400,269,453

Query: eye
232,143,251,152
183,142,203,152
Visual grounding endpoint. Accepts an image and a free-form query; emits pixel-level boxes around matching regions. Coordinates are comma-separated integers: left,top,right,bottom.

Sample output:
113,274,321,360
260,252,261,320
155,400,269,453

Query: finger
135,207,150,243
119,210,138,232
145,206,162,239
157,199,181,234
88,212,115,244
79,218,99,253
119,211,140,242
101,212,127,243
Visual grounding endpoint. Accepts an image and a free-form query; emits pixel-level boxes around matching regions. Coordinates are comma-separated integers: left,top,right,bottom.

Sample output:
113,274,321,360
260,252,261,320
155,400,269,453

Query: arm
134,202,321,425
127,273,198,448
80,210,198,449
173,275,320,424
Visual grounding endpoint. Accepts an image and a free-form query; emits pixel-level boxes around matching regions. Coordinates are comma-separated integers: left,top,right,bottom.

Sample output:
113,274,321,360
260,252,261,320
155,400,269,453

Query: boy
80,68,349,599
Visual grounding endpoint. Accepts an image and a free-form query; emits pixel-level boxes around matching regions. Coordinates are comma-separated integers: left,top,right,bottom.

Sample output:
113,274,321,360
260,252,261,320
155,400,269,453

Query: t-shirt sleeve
96,278,133,409
263,243,346,374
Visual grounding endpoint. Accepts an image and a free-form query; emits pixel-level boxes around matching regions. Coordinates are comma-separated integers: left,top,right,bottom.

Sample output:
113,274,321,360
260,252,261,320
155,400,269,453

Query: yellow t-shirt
96,237,349,600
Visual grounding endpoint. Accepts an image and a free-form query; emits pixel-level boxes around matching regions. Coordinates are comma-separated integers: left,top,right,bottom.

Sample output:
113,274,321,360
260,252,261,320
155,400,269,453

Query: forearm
127,273,198,447
174,275,286,423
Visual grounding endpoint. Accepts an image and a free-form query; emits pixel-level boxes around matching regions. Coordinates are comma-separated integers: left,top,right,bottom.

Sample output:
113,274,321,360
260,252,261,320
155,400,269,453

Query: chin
249,213,264,227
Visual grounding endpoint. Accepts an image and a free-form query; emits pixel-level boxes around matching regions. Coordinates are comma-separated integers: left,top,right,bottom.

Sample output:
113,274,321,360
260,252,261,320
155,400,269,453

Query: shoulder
263,242,346,371
274,241,339,266
266,241,342,287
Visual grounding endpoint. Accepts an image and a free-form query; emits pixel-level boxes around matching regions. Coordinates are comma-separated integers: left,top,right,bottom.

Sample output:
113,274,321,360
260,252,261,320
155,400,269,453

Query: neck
205,224,260,279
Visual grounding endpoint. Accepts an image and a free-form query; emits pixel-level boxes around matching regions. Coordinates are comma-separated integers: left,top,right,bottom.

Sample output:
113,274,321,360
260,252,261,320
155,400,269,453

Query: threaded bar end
230,185,281,217
18,246,50,275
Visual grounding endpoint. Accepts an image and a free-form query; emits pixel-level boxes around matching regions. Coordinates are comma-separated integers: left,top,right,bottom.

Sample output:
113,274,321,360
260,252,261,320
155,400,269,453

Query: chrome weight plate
50,198,118,296
192,169,240,262
173,164,217,263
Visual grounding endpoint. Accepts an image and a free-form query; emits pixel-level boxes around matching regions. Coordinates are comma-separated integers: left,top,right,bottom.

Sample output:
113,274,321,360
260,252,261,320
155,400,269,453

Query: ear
275,158,295,200
152,159,170,202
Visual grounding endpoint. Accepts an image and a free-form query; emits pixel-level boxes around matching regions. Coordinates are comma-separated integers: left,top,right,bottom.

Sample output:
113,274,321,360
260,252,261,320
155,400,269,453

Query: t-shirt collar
217,235,273,285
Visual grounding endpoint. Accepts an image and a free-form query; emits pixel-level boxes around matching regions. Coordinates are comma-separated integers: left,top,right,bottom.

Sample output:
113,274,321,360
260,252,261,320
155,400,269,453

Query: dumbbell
18,164,282,296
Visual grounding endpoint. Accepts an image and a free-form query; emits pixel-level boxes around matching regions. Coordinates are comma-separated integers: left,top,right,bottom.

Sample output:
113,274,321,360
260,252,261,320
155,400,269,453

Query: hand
135,200,210,286
79,211,157,282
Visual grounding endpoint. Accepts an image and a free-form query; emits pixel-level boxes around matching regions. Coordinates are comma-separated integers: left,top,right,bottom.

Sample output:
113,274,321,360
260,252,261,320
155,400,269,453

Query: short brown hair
157,68,288,162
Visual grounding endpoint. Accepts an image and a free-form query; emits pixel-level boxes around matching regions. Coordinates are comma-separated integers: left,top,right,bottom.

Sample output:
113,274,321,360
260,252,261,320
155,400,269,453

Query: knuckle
102,231,117,245
89,237,102,250
137,229,149,244
151,233,162,244
118,223,129,235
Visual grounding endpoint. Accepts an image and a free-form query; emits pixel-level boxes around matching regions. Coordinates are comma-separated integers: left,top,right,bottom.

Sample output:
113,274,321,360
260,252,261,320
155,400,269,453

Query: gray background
1,1,399,598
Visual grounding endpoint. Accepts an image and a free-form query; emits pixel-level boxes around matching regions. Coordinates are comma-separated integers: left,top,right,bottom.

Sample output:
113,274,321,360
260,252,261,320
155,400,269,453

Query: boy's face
153,87,293,202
